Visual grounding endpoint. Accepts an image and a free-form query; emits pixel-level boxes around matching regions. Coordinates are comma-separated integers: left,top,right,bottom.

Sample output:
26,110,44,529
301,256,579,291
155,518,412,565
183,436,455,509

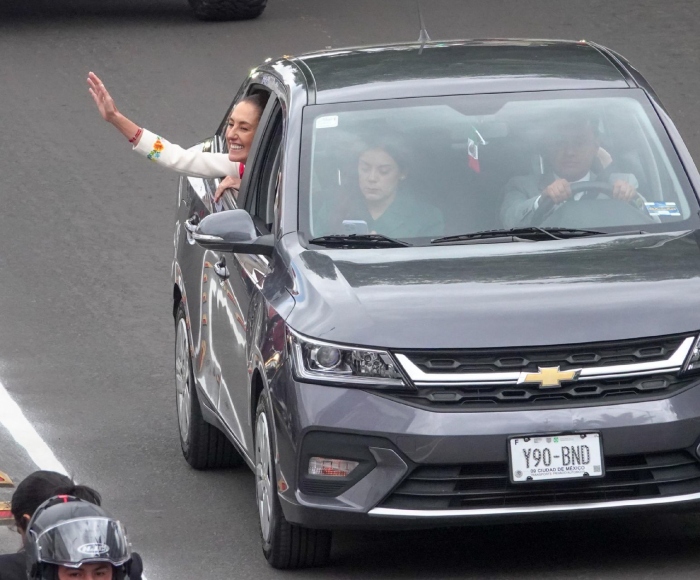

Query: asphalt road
1,1,700,578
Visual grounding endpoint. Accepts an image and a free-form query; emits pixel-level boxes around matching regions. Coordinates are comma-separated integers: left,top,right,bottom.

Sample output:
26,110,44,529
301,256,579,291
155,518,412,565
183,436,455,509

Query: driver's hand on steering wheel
611,179,637,203
542,178,573,205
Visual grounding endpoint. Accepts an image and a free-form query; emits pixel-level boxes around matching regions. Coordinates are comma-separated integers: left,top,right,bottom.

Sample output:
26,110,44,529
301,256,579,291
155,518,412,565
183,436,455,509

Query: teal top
366,195,444,238
315,193,444,239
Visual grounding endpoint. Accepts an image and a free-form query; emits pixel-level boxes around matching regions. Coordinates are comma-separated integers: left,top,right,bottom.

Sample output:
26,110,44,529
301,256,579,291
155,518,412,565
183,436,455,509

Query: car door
175,137,221,413
177,85,261,418
209,96,285,454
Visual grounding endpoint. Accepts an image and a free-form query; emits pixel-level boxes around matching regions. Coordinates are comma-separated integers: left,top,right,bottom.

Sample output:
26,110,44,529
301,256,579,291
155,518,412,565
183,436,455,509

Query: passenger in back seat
316,134,444,238
500,114,645,228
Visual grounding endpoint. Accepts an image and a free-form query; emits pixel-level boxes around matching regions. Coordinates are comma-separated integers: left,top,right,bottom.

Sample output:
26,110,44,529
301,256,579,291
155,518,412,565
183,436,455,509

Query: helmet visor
34,517,131,568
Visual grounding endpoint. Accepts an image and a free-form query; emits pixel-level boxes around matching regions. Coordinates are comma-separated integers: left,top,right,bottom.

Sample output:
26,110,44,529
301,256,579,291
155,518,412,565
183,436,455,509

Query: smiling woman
87,72,268,202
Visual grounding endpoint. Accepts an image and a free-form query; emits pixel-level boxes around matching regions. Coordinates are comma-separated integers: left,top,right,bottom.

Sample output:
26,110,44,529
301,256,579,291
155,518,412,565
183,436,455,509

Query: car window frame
235,96,283,233
247,108,283,231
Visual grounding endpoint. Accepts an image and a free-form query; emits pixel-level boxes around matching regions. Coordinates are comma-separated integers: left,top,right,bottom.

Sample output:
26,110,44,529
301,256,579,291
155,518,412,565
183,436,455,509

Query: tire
187,0,267,21
175,303,243,469
255,392,332,569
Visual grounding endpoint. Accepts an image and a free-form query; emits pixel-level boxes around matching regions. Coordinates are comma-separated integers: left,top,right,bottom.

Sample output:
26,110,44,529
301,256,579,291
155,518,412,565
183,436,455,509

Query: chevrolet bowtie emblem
517,366,582,389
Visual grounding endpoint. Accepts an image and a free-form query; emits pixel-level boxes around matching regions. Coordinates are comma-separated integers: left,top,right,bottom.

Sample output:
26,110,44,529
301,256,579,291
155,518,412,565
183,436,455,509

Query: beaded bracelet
128,128,143,144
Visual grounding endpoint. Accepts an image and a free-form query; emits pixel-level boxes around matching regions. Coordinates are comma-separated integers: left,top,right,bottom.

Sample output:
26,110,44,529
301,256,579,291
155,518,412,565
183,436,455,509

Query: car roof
290,39,632,104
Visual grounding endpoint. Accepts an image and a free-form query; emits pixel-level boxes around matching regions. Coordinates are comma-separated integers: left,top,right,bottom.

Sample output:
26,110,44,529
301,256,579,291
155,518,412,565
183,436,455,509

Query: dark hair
11,471,101,531
358,132,413,173
238,92,269,117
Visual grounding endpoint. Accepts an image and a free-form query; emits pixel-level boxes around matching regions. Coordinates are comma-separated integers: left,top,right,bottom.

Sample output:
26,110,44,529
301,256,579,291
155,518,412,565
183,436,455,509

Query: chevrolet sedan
172,39,700,568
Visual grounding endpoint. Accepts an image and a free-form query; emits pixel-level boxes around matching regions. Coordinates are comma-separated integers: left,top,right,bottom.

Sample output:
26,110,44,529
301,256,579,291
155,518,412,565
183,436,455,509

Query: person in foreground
24,496,135,580
87,71,266,201
0,471,142,580
0,471,101,580
500,114,644,228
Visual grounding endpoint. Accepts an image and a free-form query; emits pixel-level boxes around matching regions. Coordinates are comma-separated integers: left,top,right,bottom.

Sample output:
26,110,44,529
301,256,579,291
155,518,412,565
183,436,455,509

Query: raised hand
87,72,141,143
87,72,120,123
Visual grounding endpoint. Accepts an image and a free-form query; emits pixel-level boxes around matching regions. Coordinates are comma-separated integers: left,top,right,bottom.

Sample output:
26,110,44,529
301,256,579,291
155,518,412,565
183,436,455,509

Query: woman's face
57,563,113,580
225,101,261,164
358,148,403,205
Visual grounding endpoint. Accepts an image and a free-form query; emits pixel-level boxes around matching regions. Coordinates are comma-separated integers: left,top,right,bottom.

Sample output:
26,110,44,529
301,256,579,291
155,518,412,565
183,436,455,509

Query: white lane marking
0,381,150,579
0,379,68,475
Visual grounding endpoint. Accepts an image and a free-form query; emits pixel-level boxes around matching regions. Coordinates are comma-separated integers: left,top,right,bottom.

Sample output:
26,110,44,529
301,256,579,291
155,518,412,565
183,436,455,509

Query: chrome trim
213,259,230,280
395,336,695,386
395,356,520,386
369,490,700,518
184,216,199,233
681,335,700,373
191,232,225,243
579,336,694,379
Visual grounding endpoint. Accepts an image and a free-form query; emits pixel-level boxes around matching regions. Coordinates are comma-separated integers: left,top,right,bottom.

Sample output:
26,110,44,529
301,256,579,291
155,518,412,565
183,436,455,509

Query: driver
500,114,643,228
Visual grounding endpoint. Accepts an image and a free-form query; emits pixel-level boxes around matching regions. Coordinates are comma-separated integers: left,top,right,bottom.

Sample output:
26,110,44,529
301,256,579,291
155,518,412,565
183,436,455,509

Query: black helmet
25,496,133,580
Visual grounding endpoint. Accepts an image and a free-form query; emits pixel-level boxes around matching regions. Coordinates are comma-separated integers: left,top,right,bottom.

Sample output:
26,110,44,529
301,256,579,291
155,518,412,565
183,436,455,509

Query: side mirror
188,210,274,256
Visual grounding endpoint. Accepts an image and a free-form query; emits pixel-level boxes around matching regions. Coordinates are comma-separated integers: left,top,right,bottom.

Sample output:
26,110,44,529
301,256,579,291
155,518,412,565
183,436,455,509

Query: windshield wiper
309,234,412,248
431,227,607,245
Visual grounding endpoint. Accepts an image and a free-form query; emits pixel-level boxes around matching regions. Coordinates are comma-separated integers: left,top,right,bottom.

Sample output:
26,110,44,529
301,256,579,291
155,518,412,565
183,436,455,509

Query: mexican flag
467,126,487,173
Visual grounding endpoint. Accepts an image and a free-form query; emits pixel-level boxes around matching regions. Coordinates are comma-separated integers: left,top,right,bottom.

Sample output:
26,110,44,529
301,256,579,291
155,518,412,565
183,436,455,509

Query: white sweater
133,128,240,178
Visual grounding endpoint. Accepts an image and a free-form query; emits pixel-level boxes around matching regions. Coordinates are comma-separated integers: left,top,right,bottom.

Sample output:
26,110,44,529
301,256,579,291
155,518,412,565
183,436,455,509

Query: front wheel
187,0,267,21
255,392,332,568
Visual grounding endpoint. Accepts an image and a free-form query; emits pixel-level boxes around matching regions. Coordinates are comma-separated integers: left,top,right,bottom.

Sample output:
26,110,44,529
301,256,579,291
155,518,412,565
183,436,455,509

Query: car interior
308,96,692,239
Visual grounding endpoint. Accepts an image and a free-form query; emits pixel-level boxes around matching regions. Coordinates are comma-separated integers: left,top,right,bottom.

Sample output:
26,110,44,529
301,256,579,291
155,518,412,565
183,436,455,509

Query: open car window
230,96,283,230
299,89,700,246
212,85,274,211
246,107,283,231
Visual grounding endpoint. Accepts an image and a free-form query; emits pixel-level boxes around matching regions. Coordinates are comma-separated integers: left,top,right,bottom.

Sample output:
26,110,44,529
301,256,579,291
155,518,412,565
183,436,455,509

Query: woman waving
88,72,266,199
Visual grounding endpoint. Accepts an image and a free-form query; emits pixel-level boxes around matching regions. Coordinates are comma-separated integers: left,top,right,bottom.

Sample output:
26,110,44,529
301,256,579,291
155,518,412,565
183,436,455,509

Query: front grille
384,374,698,410
380,450,700,511
398,334,690,375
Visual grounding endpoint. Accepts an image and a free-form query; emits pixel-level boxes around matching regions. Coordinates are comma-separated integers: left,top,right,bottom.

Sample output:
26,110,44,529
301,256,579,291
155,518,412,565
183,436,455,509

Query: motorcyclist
0,471,101,580
23,496,142,580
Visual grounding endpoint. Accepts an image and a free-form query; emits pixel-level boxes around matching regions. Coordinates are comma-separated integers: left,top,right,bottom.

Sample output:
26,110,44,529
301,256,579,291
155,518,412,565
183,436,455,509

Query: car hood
284,232,700,349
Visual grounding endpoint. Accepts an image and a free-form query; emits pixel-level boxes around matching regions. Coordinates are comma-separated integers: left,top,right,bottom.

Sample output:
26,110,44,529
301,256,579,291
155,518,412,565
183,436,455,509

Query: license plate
508,433,604,483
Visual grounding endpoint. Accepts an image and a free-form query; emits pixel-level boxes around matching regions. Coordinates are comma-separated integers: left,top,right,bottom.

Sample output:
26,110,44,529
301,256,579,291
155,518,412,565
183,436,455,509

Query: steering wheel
569,181,615,200
532,181,633,225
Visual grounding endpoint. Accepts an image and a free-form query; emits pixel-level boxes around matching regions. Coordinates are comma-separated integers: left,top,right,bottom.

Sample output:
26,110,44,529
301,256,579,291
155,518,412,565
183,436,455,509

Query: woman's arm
134,129,238,179
87,72,142,142
88,72,238,179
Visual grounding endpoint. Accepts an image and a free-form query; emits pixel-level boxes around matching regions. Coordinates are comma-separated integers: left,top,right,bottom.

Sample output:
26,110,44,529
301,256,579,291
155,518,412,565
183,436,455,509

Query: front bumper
273,377,700,529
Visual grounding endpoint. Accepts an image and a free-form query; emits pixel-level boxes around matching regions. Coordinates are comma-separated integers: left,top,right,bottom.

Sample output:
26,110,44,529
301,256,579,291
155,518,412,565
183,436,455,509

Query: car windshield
299,89,699,246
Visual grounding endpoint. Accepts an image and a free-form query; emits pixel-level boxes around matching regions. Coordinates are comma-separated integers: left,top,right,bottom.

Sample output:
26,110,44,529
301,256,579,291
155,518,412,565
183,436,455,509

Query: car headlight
682,335,700,373
288,329,408,389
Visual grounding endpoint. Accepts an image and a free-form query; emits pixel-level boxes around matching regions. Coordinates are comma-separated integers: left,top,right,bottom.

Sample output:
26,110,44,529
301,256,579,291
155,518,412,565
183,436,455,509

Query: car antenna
416,0,431,54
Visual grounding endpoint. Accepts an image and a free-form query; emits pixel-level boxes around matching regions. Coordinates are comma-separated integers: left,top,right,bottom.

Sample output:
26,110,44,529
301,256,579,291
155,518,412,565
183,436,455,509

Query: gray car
172,39,700,568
